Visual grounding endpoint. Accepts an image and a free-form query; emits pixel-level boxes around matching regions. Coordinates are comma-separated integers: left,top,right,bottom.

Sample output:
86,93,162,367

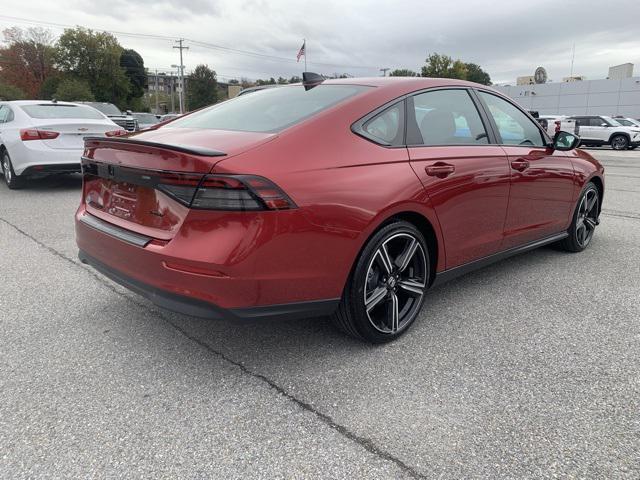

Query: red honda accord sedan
76,75,604,342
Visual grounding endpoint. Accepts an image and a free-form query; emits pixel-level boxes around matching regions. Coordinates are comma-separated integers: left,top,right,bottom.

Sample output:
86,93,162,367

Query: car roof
0,100,84,106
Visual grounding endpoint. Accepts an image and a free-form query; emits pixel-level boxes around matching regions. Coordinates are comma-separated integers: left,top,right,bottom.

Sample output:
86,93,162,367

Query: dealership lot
1,149,639,478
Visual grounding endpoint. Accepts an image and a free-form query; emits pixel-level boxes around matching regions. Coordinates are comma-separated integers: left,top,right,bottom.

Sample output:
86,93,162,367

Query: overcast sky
1,0,639,84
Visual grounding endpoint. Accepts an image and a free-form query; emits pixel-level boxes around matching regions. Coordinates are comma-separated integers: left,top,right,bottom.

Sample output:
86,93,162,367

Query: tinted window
589,117,605,127
0,106,7,123
363,102,404,145
409,89,488,146
85,103,123,116
21,104,105,120
168,84,370,133
133,113,159,124
478,92,545,146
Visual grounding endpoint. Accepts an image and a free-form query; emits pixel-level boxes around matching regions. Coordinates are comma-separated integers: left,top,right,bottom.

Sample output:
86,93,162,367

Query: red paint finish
75,77,604,314
408,146,510,268
500,145,576,249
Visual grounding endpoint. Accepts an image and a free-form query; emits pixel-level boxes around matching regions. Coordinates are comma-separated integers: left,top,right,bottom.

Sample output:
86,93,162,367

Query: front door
476,91,575,249
406,89,511,269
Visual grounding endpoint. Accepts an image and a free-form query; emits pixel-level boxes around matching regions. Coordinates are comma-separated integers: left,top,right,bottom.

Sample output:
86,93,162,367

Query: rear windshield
166,84,370,133
133,113,159,123
85,103,123,116
21,104,106,120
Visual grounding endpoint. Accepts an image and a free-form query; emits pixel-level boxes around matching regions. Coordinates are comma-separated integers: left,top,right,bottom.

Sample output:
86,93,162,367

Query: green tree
54,77,95,101
55,27,130,108
0,81,26,100
277,76,288,84
390,69,417,77
187,64,218,110
289,75,302,84
38,75,61,99
421,53,467,80
120,49,147,107
464,62,491,85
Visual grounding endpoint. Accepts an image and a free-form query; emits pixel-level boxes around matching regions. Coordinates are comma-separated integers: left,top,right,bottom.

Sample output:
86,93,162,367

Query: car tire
1,150,24,190
332,220,430,343
610,135,629,151
556,182,600,253
629,146,638,150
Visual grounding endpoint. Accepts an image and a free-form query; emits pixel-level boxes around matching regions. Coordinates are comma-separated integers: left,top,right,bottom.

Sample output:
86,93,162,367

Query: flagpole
304,38,307,72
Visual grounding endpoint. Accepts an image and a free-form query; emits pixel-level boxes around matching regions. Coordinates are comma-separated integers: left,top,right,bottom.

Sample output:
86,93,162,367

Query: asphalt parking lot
1,148,639,479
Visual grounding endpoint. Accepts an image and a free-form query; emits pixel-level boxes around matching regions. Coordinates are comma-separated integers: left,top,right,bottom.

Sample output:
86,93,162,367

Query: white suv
559,115,640,150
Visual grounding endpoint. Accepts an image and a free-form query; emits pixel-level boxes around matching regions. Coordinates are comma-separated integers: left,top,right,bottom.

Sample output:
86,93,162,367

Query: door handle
425,163,455,178
510,159,530,171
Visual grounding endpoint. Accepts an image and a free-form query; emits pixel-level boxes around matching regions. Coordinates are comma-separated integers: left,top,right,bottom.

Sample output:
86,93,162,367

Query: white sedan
0,100,126,189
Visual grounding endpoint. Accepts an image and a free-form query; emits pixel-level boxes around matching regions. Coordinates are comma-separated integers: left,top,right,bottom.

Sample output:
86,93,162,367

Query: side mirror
553,131,580,151
126,110,133,115
601,123,608,127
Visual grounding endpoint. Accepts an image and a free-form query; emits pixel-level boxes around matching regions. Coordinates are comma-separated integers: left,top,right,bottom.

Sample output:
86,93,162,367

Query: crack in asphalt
0,215,427,480
601,209,640,221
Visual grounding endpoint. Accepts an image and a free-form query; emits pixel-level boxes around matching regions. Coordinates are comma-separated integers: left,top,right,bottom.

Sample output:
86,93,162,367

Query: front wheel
610,135,629,151
332,220,430,343
557,182,600,252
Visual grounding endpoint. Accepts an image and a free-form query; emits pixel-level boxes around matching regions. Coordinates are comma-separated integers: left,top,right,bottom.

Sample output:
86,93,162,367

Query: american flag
296,41,306,62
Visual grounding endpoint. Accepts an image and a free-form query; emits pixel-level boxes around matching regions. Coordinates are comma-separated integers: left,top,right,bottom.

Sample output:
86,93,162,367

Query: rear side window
409,89,489,146
478,92,545,146
168,84,370,133
21,104,105,120
363,102,404,145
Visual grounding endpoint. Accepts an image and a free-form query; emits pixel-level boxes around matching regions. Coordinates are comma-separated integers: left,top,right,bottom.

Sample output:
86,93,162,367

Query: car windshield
166,84,371,133
133,113,159,124
603,116,622,127
20,104,106,120
86,103,123,116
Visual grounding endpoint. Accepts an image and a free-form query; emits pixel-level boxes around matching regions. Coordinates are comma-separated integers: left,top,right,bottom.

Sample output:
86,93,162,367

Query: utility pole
173,39,189,114
380,67,389,77
154,69,159,114
570,43,576,78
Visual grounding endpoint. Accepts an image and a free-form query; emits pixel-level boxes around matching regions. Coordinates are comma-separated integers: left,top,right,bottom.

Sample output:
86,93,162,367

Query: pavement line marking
0,215,428,480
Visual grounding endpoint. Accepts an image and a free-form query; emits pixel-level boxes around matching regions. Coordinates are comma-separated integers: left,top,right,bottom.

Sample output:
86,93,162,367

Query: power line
0,14,380,71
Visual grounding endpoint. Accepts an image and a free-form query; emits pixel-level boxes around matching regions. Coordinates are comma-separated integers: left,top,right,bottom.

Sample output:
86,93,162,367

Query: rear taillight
20,129,59,141
158,174,296,211
554,121,561,134
105,129,127,137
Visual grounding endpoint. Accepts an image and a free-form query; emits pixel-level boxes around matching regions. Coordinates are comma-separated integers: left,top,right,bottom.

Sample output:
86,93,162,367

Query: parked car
538,115,567,137
76,76,604,343
0,100,126,189
77,102,139,132
159,113,182,123
559,115,640,150
132,112,160,130
612,116,640,128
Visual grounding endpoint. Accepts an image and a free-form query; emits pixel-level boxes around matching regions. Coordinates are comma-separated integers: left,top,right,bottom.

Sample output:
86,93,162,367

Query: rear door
475,90,575,249
406,88,511,269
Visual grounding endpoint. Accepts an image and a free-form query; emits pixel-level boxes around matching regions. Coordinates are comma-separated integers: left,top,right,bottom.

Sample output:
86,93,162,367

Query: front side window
409,89,489,146
478,92,545,147
363,102,404,145
0,106,6,124
168,84,370,133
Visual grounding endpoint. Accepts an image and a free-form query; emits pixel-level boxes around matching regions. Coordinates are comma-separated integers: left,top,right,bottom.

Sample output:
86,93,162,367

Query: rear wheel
332,220,430,343
610,135,628,151
1,150,24,190
556,182,599,252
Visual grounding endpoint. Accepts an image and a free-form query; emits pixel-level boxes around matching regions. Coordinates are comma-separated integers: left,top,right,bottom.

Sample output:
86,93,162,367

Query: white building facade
493,77,640,118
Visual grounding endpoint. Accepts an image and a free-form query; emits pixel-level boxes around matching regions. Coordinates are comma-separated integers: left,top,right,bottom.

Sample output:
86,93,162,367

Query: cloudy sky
1,0,639,84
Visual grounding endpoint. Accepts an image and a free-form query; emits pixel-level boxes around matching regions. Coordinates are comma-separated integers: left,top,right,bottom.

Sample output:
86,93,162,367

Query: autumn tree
0,27,57,98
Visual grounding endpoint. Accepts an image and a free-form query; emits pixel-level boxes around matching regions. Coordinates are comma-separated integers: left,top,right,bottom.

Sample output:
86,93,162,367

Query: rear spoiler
83,137,227,157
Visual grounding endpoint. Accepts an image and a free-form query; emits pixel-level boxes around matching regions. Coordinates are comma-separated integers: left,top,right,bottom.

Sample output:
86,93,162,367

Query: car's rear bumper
12,142,82,176
21,163,81,175
78,250,338,321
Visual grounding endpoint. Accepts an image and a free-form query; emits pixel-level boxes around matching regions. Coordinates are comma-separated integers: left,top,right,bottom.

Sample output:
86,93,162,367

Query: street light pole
173,39,189,114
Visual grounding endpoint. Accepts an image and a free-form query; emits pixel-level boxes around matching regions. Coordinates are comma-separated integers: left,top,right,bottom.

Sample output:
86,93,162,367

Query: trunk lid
81,128,276,239
35,120,120,150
